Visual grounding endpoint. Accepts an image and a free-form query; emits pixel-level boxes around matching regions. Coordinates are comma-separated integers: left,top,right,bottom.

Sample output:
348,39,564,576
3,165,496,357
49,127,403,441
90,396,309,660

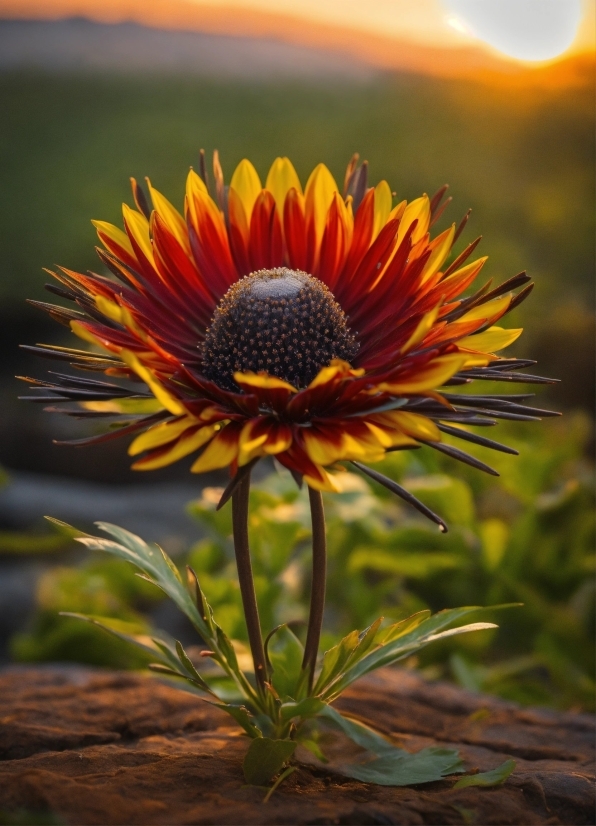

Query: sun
443,0,583,62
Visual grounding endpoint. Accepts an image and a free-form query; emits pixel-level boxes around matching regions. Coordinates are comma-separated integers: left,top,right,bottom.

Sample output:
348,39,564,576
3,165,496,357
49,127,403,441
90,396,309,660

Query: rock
0,665,593,825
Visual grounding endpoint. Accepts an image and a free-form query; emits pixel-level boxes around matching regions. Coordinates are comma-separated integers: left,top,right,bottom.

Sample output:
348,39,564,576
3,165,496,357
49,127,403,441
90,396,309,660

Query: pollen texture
201,268,359,391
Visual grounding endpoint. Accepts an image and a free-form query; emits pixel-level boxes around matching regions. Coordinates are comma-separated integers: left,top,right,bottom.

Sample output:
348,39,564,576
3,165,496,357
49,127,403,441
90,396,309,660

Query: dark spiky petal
130,177,151,219
53,411,168,446
453,208,471,243
420,440,499,476
351,461,447,532
442,236,482,277
436,423,518,455
216,458,260,511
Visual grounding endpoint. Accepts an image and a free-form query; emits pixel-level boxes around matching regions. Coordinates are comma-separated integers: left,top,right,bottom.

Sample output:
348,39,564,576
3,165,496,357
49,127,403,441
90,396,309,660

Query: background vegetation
1,65,593,710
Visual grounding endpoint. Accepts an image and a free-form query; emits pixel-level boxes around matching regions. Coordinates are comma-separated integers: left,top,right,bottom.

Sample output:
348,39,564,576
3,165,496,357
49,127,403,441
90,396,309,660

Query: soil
0,665,593,825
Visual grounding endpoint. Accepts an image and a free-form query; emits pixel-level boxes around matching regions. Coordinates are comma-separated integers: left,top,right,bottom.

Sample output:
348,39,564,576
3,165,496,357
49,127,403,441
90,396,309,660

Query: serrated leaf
323,605,516,699
59,612,176,667
425,622,498,642
215,624,240,672
187,566,215,633
318,706,464,786
376,610,431,645
175,640,216,696
313,629,360,694
216,704,262,738
266,625,304,699
243,737,297,785
453,759,516,789
340,747,465,787
345,618,384,668
318,705,398,756
71,521,210,638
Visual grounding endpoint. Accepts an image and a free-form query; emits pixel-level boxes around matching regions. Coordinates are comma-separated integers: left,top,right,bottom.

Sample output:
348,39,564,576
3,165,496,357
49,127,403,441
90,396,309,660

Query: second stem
302,487,327,692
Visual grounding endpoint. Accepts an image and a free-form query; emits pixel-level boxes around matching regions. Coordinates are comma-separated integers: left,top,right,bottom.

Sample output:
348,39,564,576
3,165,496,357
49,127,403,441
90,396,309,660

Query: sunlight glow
442,0,584,61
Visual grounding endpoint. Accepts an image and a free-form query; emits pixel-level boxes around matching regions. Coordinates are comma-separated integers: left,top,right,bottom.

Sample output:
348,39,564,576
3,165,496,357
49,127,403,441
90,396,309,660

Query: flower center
201,267,359,392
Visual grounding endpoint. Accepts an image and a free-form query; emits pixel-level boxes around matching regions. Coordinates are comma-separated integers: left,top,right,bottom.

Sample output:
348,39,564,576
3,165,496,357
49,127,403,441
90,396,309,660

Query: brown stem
302,487,327,692
231,471,267,693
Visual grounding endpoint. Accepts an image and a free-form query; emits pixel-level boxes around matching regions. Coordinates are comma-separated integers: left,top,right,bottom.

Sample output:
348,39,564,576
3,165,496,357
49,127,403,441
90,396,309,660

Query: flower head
21,153,557,526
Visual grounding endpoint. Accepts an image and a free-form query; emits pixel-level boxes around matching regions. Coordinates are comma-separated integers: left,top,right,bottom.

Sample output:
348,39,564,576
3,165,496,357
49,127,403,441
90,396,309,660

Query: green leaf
341,747,465,787
453,759,516,789
186,566,216,633
296,736,328,763
59,612,178,668
376,610,431,645
175,640,217,696
318,705,398,756
318,706,464,786
55,520,211,639
266,625,304,699
279,697,325,724
313,629,360,694
242,738,297,785
216,704,262,739
323,605,517,699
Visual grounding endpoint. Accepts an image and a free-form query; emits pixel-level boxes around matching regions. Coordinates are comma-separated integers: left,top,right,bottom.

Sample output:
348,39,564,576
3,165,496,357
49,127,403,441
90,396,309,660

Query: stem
232,471,267,694
302,487,327,692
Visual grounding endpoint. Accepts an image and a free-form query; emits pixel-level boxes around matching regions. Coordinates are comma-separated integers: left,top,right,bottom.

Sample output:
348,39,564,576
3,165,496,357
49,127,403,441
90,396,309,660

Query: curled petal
191,421,243,473
128,415,197,456
133,424,217,471
458,326,523,354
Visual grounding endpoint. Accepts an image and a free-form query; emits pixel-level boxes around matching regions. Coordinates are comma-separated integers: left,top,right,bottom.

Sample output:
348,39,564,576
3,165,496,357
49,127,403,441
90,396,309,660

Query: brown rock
0,666,593,825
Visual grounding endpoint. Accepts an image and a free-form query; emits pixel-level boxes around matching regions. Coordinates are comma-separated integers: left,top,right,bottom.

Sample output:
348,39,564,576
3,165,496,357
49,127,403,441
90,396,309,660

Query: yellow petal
82,399,163,414
304,467,340,493
458,294,511,324
307,359,363,391
233,372,297,393
265,156,302,216
439,257,488,292
92,220,135,258
461,356,492,368
70,320,102,347
122,203,155,266
95,296,146,341
190,425,239,473
304,163,339,248
146,179,189,252
303,430,341,465
396,195,431,246
120,350,185,416
185,168,209,226
400,305,441,354
388,199,406,222
373,180,392,239
375,410,441,441
365,422,418,450
133,425,216,471
238,422,268,464
459,326,523,353
379,354,467,395
128,416,196,457
421,224,455,282
230,159,262,223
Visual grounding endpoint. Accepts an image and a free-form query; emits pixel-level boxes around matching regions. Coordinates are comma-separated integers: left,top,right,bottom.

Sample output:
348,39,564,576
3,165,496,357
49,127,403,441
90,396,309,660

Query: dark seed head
201,267,359,392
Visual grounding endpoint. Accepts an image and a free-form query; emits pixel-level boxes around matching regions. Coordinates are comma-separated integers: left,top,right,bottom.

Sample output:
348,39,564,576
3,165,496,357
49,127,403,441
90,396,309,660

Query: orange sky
2,0,595,83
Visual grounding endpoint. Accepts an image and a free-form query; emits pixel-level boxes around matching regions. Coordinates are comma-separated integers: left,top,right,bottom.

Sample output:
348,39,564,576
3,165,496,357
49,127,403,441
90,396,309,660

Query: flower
21,152,557,527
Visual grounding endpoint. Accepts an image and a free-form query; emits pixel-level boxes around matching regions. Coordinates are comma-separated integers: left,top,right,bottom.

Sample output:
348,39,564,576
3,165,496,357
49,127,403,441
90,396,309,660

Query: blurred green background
0,50,593,710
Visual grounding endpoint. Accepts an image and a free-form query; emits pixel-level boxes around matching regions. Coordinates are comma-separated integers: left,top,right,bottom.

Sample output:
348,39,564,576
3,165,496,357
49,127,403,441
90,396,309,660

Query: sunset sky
1,0,594,78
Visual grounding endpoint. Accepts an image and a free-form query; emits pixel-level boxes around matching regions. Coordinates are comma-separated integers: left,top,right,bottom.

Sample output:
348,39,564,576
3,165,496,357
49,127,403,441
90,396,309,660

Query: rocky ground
0,665,593,825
